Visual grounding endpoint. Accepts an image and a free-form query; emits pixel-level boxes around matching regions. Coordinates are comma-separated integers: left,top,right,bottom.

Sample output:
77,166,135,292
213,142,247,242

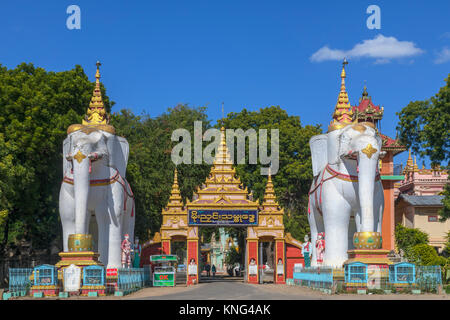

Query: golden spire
407,149,413,168
67,61,115,135
165,167,184,211
328,58,354,132
214,126,233,166
403,149,414,174
82,61,108,126
413,156,419,172
261,169,283,213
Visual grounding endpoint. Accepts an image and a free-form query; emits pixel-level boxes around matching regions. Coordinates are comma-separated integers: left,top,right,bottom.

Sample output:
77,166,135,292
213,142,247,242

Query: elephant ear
107,135,130,178
309,134,328,177
62,135,71,175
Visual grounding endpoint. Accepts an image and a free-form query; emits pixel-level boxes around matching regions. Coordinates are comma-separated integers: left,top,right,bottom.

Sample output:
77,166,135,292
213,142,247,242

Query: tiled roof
398,194,445,206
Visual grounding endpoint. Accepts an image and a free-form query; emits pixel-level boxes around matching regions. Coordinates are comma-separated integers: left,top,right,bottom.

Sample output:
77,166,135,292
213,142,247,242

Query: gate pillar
246,238,259,284
161,239,171,255
187,227,199,285
274,238,286,284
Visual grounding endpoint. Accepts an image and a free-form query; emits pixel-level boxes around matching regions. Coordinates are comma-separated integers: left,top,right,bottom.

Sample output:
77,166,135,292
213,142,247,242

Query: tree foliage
0,63,113,253
393,224,446,265
395,223,429,253
409,244,447,266
439,182,450,222
111,105,211,242
396,74,450,165
221,106,322,240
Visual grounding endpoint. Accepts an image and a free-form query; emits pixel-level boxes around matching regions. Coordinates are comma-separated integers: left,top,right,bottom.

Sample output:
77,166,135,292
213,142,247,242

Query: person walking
212,264,216,277
206,263,211,277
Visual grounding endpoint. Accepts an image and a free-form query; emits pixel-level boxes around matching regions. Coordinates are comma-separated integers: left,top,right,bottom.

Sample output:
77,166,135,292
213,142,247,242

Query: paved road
129,281,450,300
138,281,313,300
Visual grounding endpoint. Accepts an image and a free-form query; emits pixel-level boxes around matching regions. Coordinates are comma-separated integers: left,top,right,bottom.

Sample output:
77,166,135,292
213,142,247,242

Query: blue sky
0,1,449,167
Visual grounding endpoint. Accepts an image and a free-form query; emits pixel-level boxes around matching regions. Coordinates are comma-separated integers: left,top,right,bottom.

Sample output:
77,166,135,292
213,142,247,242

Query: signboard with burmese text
188,210,258,226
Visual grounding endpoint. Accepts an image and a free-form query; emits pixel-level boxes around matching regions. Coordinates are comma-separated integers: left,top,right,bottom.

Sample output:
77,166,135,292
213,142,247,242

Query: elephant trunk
73,150,90,234
358,143,379,232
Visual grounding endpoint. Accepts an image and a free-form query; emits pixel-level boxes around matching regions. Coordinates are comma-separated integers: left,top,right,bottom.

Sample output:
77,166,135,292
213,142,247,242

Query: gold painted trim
67,124,116,135
362,144,378,159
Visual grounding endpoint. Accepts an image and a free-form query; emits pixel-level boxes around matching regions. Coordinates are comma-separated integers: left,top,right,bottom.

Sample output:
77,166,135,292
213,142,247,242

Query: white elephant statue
59,129,135,268
308,123,384,267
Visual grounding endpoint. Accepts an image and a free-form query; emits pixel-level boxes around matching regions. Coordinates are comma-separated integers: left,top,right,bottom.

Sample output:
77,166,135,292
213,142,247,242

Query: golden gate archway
158,127,304,285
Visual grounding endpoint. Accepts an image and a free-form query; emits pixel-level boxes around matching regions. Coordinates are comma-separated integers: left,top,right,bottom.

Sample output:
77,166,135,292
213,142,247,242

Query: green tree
221,106,322,241
439,182,450,222
224,246,241,267
111,104,212,242
397,75,450,222
0,63,113,253
409,244,447,266
395,224,429,250
444,231,450,258
396,74,450,165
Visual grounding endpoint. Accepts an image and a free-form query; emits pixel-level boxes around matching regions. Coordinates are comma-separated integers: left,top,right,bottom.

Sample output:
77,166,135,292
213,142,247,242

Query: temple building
394,151,449,252
350,84,407,251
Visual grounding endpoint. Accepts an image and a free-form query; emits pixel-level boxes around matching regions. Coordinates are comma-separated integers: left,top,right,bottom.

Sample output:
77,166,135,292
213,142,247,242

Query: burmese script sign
188,210,258,226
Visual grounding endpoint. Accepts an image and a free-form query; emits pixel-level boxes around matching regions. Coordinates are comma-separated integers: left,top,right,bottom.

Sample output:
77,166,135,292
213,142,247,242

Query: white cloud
310,34,424,63
434,47,450,64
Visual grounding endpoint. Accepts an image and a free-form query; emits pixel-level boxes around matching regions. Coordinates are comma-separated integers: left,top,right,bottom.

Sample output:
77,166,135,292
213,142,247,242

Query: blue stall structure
389,262,415,286
344,262,368,289
81,265,106,296
30,264,59,297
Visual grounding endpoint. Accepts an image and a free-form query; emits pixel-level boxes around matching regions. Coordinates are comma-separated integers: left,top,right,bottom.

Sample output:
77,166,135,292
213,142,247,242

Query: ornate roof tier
352,85,384,125
256,171,284,232
186,127,259,210
162,168,186,214
380,133,406,156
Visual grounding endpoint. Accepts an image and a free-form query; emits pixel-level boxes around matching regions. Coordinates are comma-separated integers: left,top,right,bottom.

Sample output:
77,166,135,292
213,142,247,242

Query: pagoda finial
82,61,108,126
404,149,414,173
413,156,419,172
328,59,354,132
67,61,115,135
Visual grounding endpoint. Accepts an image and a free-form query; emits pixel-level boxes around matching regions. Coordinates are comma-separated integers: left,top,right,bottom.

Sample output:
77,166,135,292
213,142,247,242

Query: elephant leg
322,188,352,268
122,197,135,243
59,184,75,252
107,185,125,269
348,214,357,250
308,195,324,267
95,203,109,266
374,184,384,233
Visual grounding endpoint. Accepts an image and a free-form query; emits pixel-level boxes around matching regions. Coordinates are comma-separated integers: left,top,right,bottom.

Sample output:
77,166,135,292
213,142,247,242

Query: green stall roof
150,255,178,262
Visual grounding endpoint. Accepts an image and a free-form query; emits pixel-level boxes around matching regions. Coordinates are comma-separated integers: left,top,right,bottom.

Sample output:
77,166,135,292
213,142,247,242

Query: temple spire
165,167,183,210
82,61,108,126
328,58,354,132
413,156,419,172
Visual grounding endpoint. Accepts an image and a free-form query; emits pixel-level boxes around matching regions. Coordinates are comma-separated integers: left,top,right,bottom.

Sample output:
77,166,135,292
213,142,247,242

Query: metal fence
8,268,33,294
415,266,442,292
290,264,443,294
292,267,334,290
0,254,59,288
117,268,146,294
